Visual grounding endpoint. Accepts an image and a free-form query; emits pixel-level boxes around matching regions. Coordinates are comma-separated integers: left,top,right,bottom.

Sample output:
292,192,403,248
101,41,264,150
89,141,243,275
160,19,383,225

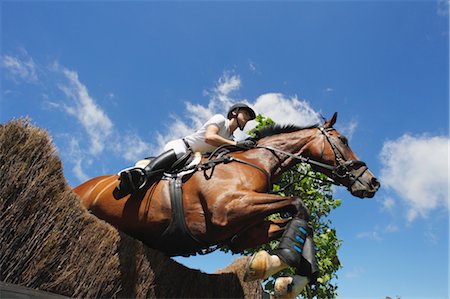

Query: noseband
257,127,368,190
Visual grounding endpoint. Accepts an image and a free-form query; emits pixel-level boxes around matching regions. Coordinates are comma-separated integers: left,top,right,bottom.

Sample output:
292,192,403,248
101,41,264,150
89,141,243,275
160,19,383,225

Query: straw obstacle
0,119,262,298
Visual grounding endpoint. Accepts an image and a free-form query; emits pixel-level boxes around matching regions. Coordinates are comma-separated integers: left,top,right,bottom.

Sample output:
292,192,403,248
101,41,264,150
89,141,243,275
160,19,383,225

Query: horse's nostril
371,178,380,189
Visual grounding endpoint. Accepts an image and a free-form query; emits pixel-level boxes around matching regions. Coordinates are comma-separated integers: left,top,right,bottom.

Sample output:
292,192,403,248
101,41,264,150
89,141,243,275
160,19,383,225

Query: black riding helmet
227,103,256,120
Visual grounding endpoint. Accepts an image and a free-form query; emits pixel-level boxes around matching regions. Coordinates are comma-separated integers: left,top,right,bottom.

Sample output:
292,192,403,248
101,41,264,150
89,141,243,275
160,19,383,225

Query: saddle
135,151,202,180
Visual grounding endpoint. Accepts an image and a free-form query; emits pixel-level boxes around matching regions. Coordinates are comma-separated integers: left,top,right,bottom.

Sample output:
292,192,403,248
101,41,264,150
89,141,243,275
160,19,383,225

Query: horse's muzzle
350,176,380,199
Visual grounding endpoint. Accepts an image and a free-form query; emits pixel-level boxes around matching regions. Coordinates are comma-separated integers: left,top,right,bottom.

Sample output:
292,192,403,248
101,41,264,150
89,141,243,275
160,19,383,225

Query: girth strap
157,177,206,256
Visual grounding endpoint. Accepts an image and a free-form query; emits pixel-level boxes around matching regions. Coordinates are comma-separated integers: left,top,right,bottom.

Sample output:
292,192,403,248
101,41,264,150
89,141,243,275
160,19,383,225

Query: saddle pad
135,159,151,169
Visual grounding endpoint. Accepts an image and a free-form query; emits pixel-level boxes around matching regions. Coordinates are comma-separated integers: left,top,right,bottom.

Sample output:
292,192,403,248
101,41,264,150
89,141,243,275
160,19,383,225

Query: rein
187,125,368,192
201,145,272,188
255,144,342,186
256,126,369,190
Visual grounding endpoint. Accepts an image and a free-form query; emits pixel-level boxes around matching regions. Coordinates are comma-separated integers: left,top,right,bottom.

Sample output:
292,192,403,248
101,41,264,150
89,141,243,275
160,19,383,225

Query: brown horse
74,112,379,294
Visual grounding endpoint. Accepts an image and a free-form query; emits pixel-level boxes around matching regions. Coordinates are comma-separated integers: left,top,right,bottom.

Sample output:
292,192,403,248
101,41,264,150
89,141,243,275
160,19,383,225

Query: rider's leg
118,149,178,192
117,139,188,193
143,149,178,178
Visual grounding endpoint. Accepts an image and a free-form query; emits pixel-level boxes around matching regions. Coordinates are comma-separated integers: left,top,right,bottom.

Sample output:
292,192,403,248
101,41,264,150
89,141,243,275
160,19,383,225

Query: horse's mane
252,123,320,140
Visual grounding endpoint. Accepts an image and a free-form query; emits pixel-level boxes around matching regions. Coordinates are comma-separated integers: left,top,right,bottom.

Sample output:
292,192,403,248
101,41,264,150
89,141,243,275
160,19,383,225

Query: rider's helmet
227,103,256,120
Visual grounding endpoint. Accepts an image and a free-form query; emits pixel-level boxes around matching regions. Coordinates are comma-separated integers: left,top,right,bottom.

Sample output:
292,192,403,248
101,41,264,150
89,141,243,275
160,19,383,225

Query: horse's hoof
273,276,309,299
273,277,294,299
243,250,270,282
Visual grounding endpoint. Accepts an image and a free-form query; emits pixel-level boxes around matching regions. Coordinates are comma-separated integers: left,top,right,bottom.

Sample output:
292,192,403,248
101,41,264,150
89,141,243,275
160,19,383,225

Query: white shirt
184,114,233,153
163,114,234,158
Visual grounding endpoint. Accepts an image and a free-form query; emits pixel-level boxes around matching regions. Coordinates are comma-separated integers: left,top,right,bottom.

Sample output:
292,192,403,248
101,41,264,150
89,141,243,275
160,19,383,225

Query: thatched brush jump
0,119,262,298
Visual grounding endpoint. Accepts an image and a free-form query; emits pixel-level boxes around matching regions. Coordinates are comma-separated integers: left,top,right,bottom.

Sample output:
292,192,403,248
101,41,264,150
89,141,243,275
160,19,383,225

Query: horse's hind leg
228,218,291,253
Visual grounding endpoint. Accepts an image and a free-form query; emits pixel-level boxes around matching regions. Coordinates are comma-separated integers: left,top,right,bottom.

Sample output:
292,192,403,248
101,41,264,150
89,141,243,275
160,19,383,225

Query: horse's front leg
244,217,318,281
211,191,310,227
226,193,318,297
228,218,291,252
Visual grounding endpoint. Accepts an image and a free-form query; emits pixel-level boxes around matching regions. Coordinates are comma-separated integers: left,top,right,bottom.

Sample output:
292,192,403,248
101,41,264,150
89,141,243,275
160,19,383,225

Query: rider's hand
236,139,257,149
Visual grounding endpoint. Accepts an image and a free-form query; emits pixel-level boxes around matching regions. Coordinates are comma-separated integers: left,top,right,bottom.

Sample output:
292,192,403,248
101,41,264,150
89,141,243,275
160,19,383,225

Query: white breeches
163,139,189,159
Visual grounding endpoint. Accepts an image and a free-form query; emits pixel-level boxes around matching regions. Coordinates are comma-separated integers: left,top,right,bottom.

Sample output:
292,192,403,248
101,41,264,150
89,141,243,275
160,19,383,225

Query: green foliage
247,113,276,136
245,114,343,298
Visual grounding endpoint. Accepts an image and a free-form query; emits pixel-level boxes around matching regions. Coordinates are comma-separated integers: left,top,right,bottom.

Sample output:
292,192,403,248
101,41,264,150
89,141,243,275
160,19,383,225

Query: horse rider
117,103,257,193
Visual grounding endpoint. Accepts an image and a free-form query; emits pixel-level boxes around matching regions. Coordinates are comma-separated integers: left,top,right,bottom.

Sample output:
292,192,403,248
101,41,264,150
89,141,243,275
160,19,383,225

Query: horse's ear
323,112,338,128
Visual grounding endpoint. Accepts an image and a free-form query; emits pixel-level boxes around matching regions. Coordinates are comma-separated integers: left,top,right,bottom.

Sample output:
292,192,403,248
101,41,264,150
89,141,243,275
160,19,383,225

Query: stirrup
119,168,146,192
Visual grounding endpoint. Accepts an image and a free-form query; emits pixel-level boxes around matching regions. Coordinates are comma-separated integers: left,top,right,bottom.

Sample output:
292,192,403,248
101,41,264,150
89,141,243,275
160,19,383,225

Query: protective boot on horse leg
271,218,318,298
275,218,318,281
244,217,318,280
117,149,178,193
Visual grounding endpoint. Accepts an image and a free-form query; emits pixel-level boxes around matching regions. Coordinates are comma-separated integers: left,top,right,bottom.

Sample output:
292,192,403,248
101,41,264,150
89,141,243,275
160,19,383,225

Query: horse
73,112,380,298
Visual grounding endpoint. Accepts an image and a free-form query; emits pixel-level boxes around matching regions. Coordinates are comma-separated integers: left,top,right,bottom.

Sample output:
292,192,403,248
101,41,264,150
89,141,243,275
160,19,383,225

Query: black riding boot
275,218,319,283
118,149,178,193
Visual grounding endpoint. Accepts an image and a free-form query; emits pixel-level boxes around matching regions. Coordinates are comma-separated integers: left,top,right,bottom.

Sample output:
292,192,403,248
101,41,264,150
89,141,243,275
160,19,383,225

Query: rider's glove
236,139,257,149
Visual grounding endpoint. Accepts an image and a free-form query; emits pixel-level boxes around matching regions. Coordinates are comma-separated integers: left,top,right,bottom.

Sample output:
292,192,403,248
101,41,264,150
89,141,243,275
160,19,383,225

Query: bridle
256,126,369,190
317,127,369,188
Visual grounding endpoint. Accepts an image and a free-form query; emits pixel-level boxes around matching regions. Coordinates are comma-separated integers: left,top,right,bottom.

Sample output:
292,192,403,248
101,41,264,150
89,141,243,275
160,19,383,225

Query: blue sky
1,1,448,298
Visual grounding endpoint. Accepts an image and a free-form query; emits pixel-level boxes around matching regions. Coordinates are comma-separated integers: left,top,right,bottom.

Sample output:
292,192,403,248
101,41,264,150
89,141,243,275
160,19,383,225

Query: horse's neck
246,128,316,178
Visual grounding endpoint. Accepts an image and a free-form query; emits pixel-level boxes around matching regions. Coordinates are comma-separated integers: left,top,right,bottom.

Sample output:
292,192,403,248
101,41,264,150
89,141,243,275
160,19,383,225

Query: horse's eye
339,136,349,146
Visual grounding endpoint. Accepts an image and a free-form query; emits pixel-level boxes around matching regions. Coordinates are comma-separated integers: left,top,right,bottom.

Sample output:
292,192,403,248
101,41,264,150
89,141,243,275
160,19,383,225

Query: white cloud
385,224,399,233
66,137,91,182
1,51,38,83
56,66,113,155
356,230,382,241
115,132,153,162
252,93,321,127
424,228,439,245
249,61,257,72
381,196,396,212
200,71,241,114
344,266,365,279
437,0,449,16
380,134,449,222
337,119,358,140
216,72,241,97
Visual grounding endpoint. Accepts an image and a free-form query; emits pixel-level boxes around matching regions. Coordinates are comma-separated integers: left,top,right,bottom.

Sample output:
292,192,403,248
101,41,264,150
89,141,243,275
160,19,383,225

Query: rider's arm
204,124,237,147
